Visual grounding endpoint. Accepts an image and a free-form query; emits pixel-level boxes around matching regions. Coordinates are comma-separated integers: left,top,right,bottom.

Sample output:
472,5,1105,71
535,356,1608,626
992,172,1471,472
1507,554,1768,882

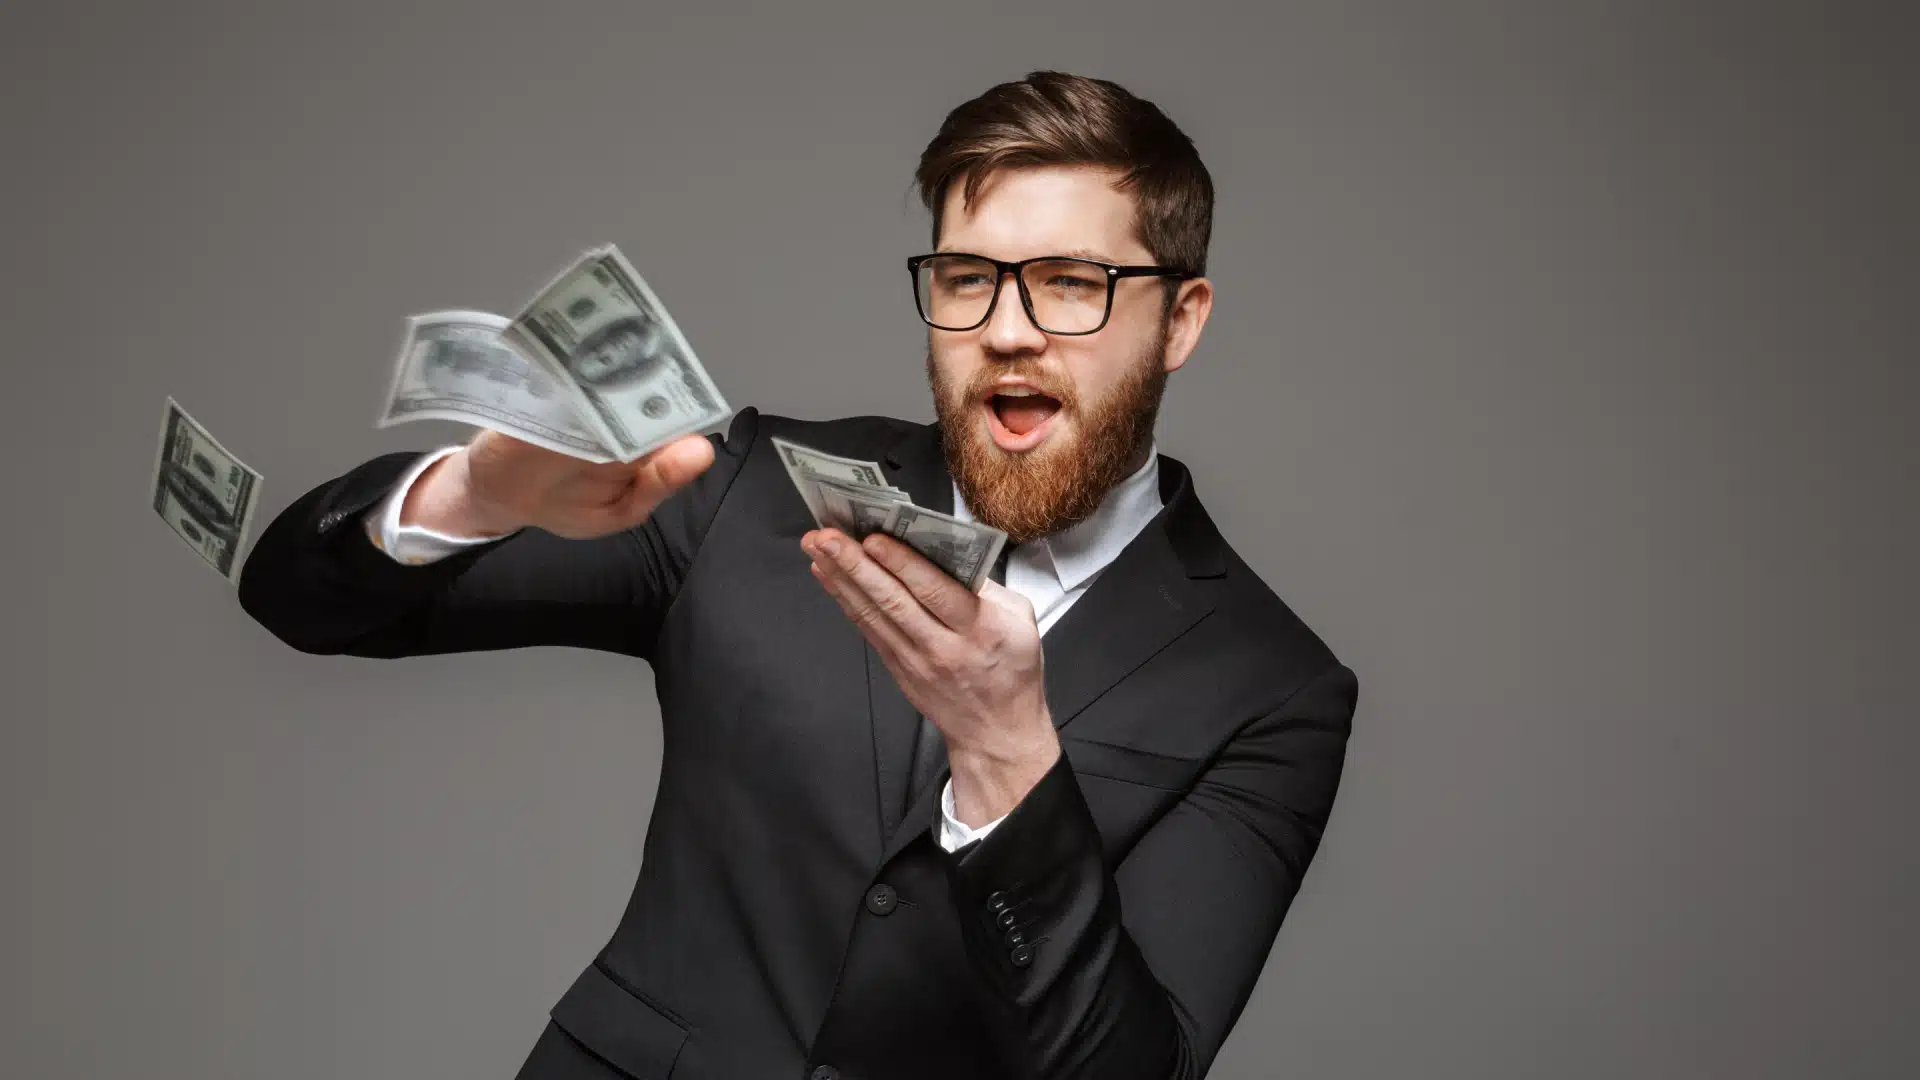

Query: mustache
962,365,1076,407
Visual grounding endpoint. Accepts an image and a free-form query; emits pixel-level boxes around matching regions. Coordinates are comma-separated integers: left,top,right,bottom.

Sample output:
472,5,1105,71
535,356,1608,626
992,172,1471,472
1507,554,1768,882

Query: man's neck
1117,439,1154,480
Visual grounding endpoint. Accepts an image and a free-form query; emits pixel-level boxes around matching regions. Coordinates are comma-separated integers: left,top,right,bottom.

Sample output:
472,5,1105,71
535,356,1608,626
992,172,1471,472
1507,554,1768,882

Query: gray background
4,2,1914,1077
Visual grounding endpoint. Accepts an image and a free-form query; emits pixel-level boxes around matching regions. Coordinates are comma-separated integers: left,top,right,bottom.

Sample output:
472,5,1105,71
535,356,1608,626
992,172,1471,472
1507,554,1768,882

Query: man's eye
944,274,991,288
1046,275,1102,291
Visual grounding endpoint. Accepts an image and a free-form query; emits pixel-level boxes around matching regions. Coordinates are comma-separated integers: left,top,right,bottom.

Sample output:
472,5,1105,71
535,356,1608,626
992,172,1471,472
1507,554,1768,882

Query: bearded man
240,70,1358,1080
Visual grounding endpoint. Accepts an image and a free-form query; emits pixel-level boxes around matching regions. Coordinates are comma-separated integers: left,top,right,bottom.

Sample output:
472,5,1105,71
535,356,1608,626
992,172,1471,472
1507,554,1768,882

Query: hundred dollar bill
502,245,730,461
769,436,907,524
769,436,897,490
885,502,1007,592
771,436,1006,591
815,478,904,538
377,310,616,462
151,397,263,583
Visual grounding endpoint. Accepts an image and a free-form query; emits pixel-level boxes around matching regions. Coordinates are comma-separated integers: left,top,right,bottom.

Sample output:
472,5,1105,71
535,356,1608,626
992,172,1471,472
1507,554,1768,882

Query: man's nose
980,272,1048,354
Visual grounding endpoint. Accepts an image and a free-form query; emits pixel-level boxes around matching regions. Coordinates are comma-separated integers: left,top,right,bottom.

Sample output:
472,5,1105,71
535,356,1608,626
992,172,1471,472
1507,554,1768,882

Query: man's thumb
646,436,715,490
624,437,714,511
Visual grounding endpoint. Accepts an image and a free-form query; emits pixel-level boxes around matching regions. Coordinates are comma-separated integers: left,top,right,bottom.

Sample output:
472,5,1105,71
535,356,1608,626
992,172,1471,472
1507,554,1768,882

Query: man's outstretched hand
404,430,716,540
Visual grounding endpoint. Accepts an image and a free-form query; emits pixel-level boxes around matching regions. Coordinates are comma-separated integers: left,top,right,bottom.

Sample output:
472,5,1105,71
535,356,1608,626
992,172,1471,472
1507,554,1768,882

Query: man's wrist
401,450,520,537
947,727,1061,828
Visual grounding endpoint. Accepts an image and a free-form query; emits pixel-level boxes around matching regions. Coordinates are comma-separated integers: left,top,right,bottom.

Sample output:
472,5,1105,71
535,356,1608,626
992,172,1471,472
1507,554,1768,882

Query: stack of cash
772,437,1008,592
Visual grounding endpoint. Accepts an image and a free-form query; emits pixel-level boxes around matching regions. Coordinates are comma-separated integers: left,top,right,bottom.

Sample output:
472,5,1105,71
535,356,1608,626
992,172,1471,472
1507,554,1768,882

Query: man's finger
807,529,947,651
809,552,915,660
859,532,978,632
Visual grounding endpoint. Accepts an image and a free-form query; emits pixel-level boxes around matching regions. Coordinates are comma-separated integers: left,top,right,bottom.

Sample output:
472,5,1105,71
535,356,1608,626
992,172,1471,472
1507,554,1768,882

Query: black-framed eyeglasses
907,252,1193,335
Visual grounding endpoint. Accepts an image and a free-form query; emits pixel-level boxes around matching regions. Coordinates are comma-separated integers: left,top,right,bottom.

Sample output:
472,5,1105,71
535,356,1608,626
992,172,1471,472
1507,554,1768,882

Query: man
239,70,1357,1080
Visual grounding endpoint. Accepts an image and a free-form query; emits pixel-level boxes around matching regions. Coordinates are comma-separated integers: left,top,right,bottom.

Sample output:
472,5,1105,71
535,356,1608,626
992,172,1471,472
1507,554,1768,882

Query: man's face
925,164,1209,544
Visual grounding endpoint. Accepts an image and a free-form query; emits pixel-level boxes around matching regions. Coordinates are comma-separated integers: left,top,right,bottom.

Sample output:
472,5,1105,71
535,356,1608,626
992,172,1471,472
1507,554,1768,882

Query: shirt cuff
362,445,521,565
936,776,1009,852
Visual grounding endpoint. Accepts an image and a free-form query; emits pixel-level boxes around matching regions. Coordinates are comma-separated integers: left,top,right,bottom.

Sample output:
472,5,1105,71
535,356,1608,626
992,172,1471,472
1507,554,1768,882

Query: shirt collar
950,443,1164,593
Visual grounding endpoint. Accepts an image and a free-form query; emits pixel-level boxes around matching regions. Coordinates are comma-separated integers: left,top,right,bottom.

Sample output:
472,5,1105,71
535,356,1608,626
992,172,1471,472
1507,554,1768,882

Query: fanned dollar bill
377,310,617,462
888,503,1006,592
772,436,1007,591
502,245,731,461
151,397,263,582
771,435,908,524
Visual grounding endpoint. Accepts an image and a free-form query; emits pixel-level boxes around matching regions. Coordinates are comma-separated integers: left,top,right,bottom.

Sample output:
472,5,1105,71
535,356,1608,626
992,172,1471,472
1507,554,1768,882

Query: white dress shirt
363,439,1166,852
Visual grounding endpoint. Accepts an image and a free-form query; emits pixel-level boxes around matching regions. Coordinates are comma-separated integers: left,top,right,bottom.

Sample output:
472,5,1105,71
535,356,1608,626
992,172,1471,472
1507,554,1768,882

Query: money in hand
772,437,905,524
378,310,616,462
503,245,731,462
152,397,263,583
772,436,1007,592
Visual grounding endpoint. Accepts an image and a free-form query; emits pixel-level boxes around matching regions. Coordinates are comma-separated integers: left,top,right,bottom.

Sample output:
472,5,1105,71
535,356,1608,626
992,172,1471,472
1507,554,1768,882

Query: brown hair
914,70,1214,297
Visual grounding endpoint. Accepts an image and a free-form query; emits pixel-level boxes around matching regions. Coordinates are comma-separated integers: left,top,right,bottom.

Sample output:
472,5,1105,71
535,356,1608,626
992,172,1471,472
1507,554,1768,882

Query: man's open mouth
988,388,1062,437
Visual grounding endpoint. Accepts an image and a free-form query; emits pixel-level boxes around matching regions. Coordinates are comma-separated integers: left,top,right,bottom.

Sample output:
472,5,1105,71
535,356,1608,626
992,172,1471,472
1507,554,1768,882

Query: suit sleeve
940,663,1358,1080
235,408,760,659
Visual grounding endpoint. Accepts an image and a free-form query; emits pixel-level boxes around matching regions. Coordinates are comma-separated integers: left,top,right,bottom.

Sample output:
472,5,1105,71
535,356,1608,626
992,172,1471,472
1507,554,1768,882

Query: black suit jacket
237,408,1357,1080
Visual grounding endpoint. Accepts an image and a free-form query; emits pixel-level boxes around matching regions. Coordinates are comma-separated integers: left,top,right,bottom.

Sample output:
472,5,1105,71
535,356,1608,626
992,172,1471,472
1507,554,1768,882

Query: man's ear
1162,277,1214,374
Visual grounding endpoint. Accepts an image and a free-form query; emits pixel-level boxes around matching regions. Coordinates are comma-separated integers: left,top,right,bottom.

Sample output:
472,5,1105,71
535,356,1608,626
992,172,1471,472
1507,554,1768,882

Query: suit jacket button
811,1067,841,1080
995,909,1017,930
864,884,898,915
1005,927,1026,947
986,890,1009,912
1010,943,1036,968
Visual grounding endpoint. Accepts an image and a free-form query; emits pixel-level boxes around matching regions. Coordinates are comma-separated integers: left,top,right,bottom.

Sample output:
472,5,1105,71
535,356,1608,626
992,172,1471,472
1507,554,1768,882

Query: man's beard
926,333,1168,545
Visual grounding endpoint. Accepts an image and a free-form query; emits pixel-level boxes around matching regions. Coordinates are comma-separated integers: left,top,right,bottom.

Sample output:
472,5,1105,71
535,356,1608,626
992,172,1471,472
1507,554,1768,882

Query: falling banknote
502,245,731,462
151,397,263,583
772,436,1007,592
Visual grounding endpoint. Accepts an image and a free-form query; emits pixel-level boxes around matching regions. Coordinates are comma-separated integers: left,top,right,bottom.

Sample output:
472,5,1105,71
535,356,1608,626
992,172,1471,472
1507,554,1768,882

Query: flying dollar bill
502,245,731,462
377,310,616,462
151,397,263,583
771,436,1006,591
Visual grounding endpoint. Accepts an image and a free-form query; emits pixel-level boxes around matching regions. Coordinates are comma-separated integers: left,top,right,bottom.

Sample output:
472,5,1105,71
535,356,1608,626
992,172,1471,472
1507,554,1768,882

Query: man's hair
914,70,1214,293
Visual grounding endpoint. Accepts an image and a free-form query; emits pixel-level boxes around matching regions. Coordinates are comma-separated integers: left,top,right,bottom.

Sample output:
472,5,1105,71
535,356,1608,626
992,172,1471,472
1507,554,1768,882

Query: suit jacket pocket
1061,735,1203,791
1058,736,1205,863
549,959,691,1080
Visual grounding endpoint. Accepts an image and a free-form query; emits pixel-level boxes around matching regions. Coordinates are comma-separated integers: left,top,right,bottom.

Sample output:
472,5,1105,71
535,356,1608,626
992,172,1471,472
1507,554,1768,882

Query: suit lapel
867,423,955,844
870,425,1229,865
1031,508,1215,733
